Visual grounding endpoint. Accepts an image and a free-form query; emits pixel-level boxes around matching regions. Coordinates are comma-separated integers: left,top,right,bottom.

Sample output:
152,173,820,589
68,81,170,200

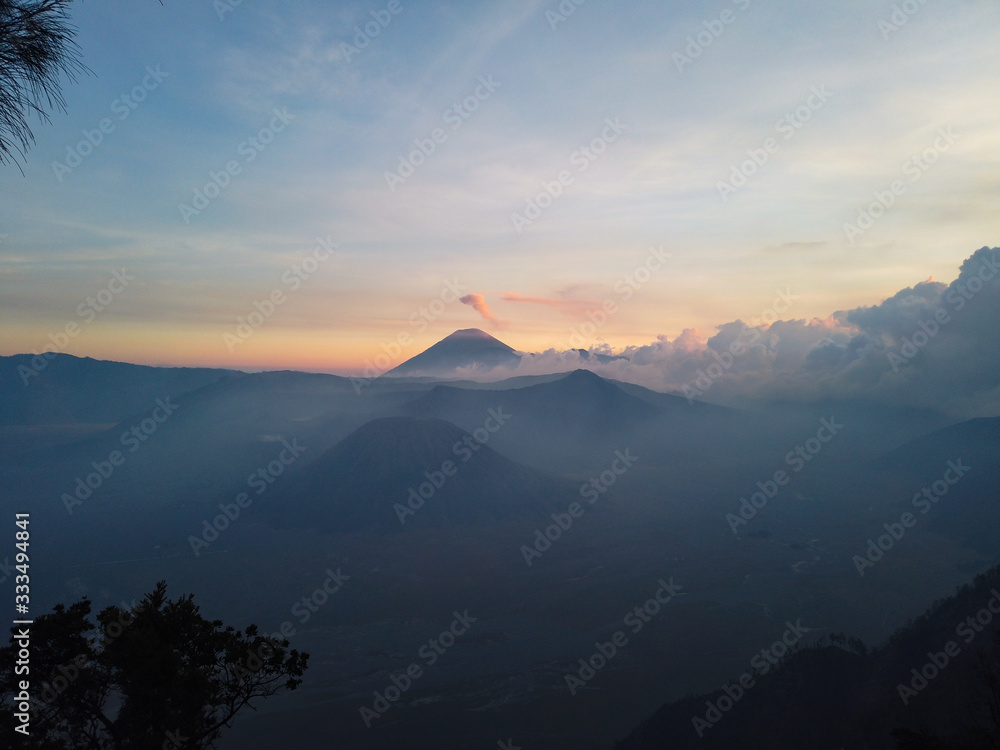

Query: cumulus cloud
504,246,1000,419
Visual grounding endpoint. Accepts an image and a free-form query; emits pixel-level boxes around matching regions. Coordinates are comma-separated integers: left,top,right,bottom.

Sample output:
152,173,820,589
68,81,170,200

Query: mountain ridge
267,415,568,533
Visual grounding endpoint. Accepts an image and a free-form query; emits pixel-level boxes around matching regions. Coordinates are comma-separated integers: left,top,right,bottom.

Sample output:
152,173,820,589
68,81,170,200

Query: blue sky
1,0,998,373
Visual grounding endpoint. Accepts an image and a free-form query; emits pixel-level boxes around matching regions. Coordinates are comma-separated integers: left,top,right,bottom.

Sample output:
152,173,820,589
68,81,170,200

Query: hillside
267,416,570,533
617,564,1000,749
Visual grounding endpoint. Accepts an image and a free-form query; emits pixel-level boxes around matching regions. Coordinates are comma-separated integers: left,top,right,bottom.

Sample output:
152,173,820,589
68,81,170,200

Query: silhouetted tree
891,631,1000,750
974,630,1000,748
0,581,308,749
0,0,87,168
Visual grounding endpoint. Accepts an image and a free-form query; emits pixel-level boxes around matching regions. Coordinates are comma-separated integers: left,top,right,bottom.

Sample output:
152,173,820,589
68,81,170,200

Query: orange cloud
460,293,507,329
500,292,598,317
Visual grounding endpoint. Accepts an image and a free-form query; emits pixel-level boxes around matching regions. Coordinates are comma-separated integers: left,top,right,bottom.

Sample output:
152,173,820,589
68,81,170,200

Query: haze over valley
2,247,1000,747
3,1,1000,747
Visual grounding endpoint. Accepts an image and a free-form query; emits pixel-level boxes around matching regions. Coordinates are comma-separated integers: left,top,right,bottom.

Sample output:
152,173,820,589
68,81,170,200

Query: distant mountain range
0,353,234,425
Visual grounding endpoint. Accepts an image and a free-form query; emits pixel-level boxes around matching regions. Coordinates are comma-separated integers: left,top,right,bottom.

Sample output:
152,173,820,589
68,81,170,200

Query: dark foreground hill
267,416,570,533
616,564,1000,749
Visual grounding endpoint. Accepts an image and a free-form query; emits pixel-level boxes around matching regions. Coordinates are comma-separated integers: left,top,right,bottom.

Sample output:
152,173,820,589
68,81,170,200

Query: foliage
0,581,309,749
0,0,86,168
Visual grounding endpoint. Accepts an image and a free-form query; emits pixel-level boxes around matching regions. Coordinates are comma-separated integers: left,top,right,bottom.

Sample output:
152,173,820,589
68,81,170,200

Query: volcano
267,416,567,533
385,329,521,378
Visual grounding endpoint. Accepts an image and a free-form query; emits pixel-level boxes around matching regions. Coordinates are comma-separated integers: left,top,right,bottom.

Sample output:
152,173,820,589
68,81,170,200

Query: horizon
7,244,1000,422
1,244,993,373
3,1,999,375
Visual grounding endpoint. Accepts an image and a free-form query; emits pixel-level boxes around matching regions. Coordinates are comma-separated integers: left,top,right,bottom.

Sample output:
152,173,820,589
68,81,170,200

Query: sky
1,0,999,377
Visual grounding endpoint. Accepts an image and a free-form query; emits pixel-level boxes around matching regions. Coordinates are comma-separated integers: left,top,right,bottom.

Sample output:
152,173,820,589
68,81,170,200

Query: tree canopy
0,0,87,168
0,580,309,749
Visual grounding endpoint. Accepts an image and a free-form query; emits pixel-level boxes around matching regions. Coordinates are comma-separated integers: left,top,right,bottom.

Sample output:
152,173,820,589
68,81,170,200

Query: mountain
404,369,655,430
0,367,414,518
869,416,1000,476
266,416,568,533
385,328,521,378
575,348,629,364
616,563,1000,749
400,369,661,470
0,353,235,426
862,416,1000,555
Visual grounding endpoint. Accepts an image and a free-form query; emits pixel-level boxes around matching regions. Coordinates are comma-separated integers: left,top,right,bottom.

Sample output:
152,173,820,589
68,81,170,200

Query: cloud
460,293,507,329
760,241,829,254
504,247,1000,419
499,292,598,316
